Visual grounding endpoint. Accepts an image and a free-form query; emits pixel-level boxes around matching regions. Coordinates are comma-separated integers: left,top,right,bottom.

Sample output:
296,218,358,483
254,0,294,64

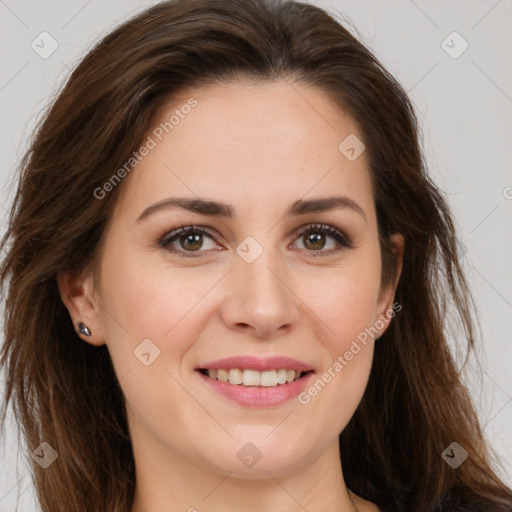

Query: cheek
300,292,376,436
96,253,213,438
99,242,214,345
96,246,230,422
295,253,381,424
302,261,382,354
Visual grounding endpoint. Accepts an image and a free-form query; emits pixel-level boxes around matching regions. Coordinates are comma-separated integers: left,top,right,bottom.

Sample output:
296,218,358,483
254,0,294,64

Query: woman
1,0,511,511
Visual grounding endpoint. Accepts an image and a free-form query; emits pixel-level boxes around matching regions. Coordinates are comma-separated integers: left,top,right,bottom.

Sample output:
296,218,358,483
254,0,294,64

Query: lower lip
197,371,314,407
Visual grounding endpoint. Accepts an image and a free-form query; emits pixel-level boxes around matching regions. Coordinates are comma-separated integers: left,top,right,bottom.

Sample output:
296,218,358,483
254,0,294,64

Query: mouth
196,368,314,388
195,356,315,407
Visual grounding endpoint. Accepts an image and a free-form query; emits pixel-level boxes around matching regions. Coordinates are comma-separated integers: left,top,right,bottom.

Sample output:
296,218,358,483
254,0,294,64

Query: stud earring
77,321,91,337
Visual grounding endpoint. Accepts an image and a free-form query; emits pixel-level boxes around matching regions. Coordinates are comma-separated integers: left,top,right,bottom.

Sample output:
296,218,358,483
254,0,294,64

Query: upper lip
196,356,314,372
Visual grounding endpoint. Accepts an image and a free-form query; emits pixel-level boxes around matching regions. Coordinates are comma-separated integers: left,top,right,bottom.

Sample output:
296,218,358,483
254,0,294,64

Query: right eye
158,224,223,257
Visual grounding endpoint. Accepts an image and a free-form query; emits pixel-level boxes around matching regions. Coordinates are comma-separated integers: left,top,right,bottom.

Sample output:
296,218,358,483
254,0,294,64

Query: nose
219,249,301,339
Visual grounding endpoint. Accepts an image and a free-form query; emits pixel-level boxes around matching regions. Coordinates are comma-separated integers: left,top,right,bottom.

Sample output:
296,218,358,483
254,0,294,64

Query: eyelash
157,223,353,258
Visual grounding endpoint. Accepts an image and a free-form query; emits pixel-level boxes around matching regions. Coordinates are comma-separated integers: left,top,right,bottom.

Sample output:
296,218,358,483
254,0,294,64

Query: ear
375,233,404,339
57,268,106,346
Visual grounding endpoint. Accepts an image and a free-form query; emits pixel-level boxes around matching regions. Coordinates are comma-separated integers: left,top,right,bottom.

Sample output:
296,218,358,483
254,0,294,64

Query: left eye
158,223,352,258
293,223,352,255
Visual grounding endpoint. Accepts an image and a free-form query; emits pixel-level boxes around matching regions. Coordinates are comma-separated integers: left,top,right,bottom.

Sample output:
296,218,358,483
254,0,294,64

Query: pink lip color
197,370,314,407
197,355,313,372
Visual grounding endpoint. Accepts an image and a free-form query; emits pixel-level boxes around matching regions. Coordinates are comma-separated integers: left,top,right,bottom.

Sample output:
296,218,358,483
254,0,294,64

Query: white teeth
228,368,243,385
261,370,277,387
204,368,306,387
243,369,260,386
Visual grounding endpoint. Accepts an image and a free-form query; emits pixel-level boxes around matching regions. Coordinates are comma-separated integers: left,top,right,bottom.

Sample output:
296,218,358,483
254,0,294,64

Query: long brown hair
1,1,511,511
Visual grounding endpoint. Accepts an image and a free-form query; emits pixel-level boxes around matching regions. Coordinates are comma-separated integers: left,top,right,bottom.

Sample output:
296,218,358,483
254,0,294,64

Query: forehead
112,79,375,226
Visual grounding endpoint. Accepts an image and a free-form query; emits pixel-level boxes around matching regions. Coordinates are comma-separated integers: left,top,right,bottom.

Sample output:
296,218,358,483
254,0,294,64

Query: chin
195,437,317,479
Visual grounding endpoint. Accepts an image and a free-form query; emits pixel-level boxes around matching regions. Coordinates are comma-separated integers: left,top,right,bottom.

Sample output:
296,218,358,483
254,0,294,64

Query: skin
58,79,403,512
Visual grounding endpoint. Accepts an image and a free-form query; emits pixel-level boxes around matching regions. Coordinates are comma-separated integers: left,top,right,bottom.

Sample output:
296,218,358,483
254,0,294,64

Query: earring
77,321,91,337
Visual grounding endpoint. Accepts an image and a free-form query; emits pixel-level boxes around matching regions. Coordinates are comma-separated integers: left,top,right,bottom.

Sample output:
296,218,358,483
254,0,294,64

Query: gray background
1,0,511,509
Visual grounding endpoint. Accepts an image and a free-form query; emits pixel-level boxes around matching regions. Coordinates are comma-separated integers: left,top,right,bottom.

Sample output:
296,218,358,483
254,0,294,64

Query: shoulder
377,506,502,512
375,494,512,512
370,486,512,512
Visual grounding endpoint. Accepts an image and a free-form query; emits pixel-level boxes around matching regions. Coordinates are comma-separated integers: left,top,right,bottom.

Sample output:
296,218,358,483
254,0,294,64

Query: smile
195,355,315,407
198,368,310,387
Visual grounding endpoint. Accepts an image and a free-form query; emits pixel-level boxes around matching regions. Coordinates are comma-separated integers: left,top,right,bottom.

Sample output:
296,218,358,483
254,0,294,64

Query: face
61,79,403,479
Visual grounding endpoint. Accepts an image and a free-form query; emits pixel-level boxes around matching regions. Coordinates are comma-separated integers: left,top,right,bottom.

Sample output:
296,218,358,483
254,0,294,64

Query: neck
129,434,362,512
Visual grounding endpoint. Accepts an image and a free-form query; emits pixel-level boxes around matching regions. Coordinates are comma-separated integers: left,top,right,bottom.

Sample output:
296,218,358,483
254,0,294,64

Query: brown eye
179,233,203,251
303,232,327,251
159,225,220,257
293,223,352,255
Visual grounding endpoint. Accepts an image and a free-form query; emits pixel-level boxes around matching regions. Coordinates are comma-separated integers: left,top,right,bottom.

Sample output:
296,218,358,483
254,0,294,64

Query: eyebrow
136,195,367,224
